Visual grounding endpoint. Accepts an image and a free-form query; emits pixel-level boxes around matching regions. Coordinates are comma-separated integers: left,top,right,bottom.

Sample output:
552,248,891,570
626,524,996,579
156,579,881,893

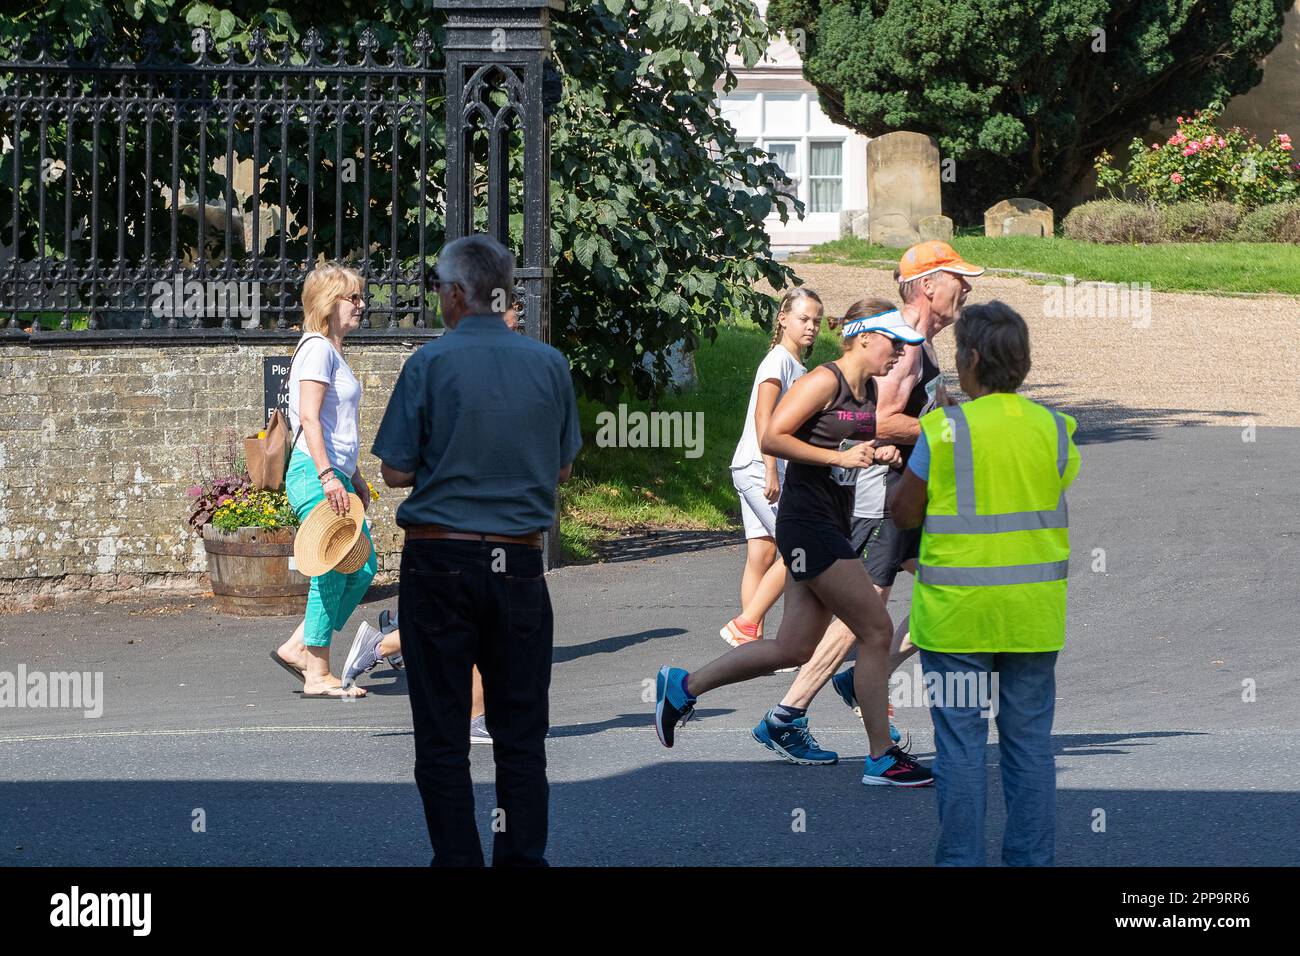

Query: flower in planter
210,488,300,534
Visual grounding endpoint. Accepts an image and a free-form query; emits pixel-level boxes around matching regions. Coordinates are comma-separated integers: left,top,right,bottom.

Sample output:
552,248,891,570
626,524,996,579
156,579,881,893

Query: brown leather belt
404,525,543,549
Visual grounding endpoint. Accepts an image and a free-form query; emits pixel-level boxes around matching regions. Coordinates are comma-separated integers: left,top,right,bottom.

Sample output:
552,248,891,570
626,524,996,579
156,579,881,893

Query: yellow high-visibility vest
911,393,1081,653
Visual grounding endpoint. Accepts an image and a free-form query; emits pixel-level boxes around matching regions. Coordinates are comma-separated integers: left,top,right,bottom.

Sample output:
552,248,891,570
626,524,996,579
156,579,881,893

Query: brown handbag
243,337,314,492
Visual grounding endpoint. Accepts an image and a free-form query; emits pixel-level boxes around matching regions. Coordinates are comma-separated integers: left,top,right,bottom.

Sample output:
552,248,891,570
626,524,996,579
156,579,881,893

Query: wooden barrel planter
202,525,309,616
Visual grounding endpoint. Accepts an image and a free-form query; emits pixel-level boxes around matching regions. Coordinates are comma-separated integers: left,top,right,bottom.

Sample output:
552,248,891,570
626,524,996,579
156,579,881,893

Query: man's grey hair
898,273,925,304
436,234,514,313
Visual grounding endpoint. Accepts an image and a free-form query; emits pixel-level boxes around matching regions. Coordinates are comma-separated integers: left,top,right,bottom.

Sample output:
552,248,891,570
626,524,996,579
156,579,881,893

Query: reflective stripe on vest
922,405,1069,536
917,403,1069,587
916,560,1070,586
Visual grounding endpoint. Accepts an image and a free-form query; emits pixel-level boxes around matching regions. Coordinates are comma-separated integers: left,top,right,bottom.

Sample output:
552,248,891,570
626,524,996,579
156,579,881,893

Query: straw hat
334,528,373,575
293,492,366,578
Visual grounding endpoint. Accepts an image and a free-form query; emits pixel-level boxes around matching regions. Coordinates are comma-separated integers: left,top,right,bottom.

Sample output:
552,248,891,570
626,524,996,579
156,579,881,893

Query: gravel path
773,263,1300,432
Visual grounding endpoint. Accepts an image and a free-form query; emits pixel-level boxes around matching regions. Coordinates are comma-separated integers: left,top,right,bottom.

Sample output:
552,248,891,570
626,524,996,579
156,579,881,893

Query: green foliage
550,0,797,402
1096,105,1298,208
1060,200,1163,244
2,0,796,401
1235,202,1300,243
765,0,1291,221
1157,202,1241,243
802,234,1300,294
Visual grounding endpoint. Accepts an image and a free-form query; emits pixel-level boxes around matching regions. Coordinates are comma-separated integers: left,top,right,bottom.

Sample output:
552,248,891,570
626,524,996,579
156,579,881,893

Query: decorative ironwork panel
0,26,447,338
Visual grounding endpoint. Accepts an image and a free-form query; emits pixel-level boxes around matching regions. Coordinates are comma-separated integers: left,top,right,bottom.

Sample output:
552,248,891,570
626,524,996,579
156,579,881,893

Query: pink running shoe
720,616,761,648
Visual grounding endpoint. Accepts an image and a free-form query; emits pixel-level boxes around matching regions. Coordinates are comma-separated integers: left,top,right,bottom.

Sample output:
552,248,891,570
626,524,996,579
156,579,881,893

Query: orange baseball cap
898,241,985,282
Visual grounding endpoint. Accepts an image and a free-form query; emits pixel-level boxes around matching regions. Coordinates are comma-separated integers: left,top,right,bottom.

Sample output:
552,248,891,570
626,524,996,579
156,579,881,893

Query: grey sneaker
470,715,493,745
342,622,384,688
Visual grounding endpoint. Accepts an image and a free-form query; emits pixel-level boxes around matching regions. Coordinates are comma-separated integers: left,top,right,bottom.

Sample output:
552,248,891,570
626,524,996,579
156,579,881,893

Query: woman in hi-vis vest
891,301,1081,866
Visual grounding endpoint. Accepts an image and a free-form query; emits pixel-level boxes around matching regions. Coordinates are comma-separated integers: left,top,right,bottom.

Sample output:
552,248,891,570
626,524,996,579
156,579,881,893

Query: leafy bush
1062,201,1164,244
1159,202,1241,242
210,489,300,533
765,0,1291,221
1235,203,1300,243
1096,105,1299,209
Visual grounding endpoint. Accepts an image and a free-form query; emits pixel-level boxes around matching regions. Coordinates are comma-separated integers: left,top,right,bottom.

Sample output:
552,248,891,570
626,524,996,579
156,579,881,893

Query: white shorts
732,462,779,539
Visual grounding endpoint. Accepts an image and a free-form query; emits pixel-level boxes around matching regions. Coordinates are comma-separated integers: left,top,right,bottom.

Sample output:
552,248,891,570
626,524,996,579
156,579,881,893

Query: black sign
264,356,293,421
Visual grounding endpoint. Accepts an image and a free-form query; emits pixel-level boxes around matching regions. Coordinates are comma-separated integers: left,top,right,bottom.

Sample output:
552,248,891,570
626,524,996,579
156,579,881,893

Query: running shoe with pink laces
861,745,933,787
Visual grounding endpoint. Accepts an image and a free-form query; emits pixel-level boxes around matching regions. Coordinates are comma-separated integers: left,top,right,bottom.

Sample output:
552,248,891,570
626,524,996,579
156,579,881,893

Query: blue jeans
920,649,1058,866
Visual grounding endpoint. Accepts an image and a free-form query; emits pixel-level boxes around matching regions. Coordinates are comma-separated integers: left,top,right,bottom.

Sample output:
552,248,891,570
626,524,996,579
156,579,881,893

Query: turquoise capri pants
285,448,378,647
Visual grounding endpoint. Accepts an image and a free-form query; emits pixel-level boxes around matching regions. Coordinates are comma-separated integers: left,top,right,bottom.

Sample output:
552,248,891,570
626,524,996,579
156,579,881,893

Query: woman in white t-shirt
720,288,824,647
270,262,396,699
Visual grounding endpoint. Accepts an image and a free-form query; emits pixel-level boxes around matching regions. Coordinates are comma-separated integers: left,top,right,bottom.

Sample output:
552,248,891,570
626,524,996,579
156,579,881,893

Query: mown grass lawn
799,235,1300,296
558,320,843,561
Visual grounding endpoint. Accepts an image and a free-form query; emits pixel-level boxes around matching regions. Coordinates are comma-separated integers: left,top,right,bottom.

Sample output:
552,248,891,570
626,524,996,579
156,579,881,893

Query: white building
718,1,868,254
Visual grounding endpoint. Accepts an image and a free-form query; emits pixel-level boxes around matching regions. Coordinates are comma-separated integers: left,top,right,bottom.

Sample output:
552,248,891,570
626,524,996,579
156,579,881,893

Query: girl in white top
721,288,824,647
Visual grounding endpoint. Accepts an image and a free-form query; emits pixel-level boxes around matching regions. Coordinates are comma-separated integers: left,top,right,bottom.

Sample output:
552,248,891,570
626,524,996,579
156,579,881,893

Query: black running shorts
849,515,920,588
775,517,860,583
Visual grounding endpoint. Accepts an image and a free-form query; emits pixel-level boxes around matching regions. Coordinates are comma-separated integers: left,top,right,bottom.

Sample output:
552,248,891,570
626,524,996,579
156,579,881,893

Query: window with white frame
809,141,843,213
719,92,845,216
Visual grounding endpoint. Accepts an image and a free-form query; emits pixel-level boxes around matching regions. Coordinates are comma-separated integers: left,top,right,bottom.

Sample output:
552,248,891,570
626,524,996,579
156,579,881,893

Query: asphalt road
1,426,1296,866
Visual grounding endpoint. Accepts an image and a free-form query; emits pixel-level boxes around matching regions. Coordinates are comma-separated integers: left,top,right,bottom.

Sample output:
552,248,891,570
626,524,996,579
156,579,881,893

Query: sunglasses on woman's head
338,292,363,306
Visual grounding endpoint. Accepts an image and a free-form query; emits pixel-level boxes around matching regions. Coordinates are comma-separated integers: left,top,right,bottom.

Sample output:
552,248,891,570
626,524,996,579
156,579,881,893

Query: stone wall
0,339,418,610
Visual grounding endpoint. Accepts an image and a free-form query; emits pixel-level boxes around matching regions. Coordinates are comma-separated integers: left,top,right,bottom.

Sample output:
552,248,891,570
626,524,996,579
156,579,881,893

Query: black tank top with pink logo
776,361,878,534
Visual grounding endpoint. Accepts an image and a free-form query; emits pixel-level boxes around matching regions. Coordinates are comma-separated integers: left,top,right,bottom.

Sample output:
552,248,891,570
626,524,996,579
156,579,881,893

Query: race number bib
922,375,941,415
829,439,861,487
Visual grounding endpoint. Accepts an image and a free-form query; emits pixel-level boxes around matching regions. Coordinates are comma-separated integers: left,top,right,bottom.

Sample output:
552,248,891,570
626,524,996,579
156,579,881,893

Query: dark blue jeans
399,539,553,867
920,649,1059,867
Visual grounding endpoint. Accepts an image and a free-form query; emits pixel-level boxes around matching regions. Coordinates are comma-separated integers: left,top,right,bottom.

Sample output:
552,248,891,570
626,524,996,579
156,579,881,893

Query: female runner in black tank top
655,298,934,785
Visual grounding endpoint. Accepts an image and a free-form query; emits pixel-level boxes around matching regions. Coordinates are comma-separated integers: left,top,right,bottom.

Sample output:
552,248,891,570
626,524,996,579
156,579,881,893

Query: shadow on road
1021,384,1257,444
1051,730,1207,757
552,627,687,664
590,530,741,564
549,708,735,738
1,756,1292,866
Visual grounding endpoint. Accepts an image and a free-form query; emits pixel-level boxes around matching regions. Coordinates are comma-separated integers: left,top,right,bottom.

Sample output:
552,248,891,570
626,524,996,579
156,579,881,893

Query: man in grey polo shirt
373,233,581,867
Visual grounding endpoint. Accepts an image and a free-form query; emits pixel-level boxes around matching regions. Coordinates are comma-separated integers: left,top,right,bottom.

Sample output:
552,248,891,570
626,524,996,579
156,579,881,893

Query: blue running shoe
654,666,696,748
831,668,860,716
861,745,933,787
752,711,838,765
831,667,902,743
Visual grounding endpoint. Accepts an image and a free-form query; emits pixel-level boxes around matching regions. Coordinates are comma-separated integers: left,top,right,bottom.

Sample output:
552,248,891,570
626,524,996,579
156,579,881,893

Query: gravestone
918,214,954,242
838,208,872,240
866,132,942,248
984,198,1054,238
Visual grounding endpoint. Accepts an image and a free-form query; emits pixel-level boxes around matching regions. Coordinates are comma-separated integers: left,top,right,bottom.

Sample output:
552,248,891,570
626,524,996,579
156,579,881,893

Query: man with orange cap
748,241,986,767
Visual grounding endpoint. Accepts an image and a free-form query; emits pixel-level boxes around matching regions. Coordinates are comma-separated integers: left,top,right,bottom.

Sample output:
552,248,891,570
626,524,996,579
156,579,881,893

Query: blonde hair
769,287,824,354
302,262,363,334
838,297,897,355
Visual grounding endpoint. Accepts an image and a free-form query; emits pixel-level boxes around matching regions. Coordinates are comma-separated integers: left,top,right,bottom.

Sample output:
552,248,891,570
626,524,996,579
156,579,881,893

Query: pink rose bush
1094,104,1299,208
